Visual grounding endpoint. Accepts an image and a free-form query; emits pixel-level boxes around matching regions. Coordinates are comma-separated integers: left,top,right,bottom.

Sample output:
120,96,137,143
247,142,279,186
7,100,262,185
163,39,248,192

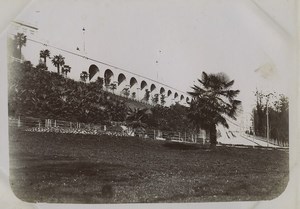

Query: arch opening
180,95,184,101
130,77,138,88
150,84,156,92
174,92,178,99
141,80,147,90
160,87,165,95
104,69,114,86
186,97,190,103
167,90,172,97
118,73,126,85
88,64,99,81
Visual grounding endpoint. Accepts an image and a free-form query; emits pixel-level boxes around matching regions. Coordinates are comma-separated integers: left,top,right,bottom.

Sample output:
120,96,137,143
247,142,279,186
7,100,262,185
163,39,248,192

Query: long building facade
8,21,191,107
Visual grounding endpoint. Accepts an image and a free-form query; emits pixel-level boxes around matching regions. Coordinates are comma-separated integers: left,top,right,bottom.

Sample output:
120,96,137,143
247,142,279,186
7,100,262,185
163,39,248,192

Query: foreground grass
9,129,289,203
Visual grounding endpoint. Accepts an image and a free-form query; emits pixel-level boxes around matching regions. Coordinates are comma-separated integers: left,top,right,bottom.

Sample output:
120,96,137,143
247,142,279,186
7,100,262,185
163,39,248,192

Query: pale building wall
8,21,191,107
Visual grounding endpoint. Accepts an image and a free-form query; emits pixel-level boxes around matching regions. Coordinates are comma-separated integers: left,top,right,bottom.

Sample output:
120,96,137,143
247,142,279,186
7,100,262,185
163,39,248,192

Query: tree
93,77,104,89
188,72,241,148
36,63,47,71
62,65,71,77
132,92,136,99
51,54,65,74
126,108,152,134
273,94,289,144
40,49,51,67
14,33,27,59
80,71,88,82
160,94,166,106
152,94,159,105
144,89,150,102
123,87,130,98
110,83,117,94
252,93,289,146
253,90,266,137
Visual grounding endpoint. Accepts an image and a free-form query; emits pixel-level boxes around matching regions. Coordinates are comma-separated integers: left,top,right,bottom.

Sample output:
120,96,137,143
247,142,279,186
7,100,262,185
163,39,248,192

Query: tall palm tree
51,54,65,74
188,72,241,148
40,49,51,66
14,33,27,59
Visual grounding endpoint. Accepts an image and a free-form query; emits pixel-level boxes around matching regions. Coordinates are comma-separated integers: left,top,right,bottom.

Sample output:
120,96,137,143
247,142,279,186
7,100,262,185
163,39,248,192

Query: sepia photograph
1,0,298,207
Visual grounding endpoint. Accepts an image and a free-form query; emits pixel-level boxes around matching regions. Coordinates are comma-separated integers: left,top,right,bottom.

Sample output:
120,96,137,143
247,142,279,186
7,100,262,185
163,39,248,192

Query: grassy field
9,128,289,203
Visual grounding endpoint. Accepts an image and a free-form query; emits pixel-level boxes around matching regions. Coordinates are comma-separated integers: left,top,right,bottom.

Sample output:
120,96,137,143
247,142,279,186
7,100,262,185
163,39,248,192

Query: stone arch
141,80,147,90
130,77,138,88
118,73,126,85
167,90,172,97
160,87,165,95
150,84,156,92
104,69,114,86
186,97,190,103
180,95,184,101
88,64,99,81
174,92,178,99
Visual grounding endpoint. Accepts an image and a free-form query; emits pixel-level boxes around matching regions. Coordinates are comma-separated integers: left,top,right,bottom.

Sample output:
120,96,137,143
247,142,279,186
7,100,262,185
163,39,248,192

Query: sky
13,0,297,121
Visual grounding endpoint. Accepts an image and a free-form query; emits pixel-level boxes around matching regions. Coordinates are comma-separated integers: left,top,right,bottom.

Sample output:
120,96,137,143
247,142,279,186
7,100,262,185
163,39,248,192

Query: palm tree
123,88,130,98
188,72,241,148
144,89,150,102
51,54,65,74
152,94,159,105
80,71,88,82
126,108,152,135
40,49,51,66
62,65,71,77
160,94,166,106
110,83,117,94
14,33,27,59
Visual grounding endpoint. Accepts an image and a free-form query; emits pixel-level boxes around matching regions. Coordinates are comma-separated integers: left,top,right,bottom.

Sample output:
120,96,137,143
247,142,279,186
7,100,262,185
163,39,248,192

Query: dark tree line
8,61,127,124
251,90,289,144
8,61,192,130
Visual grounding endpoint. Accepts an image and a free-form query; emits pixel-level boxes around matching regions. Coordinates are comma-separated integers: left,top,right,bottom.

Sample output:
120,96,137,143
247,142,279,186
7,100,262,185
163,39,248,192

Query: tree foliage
144,89,150,101
160,94,166,106
14,33,27,59
80,71,88,82
52,54,65,74
8,61,127,123
252,92,288,144
188,72,241,146
152,93,159,105
39,49,51,66
62,65,71,77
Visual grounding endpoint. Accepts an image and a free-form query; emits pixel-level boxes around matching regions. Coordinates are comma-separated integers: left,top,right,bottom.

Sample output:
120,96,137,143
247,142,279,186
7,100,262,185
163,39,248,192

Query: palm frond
224,80,234,88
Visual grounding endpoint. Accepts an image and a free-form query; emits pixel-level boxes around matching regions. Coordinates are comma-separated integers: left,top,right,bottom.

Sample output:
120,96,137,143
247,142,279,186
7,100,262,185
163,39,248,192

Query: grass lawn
9,128,289,203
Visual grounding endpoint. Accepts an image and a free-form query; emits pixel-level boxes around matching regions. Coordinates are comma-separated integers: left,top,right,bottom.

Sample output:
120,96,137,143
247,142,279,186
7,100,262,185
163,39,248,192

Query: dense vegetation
8,61,192,131
251,90,289,144
8,61,127,124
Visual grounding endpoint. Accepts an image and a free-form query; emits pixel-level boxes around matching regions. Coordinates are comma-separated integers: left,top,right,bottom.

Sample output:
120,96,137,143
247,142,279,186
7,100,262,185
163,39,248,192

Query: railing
8,116,127,136
244,133,289,147
8,116,207,144
145,129,207,144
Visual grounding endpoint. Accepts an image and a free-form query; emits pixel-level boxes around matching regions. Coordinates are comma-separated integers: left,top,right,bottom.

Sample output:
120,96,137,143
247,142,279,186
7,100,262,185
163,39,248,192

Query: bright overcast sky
14,0,297,115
